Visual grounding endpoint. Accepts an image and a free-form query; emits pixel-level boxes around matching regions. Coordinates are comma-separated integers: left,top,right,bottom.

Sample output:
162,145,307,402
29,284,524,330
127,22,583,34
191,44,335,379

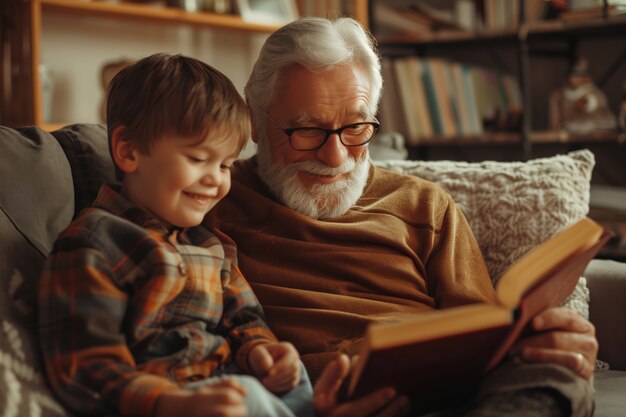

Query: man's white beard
256,138,370,219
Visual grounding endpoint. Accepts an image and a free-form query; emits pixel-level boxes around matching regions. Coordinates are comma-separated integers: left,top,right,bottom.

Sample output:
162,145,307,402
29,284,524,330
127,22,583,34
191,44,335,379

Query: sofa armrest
585,259,626,371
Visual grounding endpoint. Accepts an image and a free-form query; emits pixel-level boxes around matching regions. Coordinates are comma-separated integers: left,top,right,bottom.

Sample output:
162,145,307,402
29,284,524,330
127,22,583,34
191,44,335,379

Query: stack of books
379,57,523,145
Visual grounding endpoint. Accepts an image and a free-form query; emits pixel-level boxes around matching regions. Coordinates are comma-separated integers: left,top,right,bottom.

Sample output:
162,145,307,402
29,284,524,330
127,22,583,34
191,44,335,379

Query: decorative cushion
0,126,74,254
0,126,73,416
51,123,115,217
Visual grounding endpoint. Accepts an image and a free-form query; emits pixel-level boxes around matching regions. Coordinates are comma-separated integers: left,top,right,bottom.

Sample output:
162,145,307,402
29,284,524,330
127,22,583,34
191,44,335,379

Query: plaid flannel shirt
39,184,277,417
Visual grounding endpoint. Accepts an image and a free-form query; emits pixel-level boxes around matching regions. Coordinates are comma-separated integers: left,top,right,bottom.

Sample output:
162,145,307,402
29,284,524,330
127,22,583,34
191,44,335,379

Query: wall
41,13,268,125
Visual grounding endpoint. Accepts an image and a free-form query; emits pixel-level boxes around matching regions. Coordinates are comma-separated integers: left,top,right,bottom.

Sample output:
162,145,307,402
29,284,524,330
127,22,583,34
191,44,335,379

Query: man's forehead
292,107,370,124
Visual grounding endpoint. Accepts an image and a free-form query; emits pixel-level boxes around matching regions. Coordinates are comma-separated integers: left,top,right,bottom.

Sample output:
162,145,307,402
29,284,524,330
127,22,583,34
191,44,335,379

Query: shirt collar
93,183,175,237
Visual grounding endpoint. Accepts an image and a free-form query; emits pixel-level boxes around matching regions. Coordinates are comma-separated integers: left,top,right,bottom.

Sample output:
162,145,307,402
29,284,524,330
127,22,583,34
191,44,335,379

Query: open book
342,217,611,412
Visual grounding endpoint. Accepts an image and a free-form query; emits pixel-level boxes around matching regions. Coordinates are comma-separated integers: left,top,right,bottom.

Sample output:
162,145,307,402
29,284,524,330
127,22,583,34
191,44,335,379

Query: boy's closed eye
186,154,208,163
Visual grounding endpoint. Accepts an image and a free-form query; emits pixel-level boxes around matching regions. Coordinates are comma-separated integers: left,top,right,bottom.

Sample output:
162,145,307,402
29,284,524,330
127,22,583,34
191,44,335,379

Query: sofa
0,123,624,417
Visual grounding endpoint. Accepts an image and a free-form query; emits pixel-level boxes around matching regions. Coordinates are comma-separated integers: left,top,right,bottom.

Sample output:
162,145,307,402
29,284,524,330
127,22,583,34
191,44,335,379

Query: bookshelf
370,0,626,161
2,0,285,131
0,0,369,131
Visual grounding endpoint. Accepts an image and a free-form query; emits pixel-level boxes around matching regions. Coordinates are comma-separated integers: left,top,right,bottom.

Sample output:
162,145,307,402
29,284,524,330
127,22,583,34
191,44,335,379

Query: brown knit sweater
205,157,496,379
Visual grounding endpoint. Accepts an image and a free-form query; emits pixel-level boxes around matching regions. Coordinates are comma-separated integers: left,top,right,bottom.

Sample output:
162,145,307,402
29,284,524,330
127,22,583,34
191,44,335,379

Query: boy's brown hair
106,53,250,180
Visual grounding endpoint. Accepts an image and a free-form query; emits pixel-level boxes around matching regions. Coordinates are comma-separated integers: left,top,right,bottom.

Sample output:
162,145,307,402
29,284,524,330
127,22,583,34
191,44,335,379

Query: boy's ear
111,126,139,174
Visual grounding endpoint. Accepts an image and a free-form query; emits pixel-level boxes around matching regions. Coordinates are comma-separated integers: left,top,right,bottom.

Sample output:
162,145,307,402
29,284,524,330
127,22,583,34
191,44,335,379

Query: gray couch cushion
0,126,73,415
593,370,626,417
0,126,74,254
585,259,626,371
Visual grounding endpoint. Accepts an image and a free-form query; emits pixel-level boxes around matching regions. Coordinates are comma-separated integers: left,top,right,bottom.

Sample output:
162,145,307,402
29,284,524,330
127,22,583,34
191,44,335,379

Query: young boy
38,53,314,417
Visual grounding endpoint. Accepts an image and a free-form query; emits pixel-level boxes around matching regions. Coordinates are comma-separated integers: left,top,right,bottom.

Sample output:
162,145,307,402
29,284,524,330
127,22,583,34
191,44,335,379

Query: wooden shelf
408,133,521,146
405,131,623,147
378,29,517,47
27,0,281,126
39,0,280,33
529,130,623,144
524,13,626,39
377,14,626,47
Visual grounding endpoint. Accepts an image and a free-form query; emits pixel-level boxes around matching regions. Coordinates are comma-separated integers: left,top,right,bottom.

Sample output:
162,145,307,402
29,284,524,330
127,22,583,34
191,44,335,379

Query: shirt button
178,262,187,275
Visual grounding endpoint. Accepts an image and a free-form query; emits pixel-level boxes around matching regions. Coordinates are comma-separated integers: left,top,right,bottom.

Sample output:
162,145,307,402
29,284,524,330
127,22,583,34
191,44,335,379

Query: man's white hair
244,17,383,136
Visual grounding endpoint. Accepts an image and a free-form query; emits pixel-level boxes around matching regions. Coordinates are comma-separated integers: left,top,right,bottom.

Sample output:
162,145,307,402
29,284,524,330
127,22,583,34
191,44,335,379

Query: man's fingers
521,347,594,380
515,329,597,361
314,354,351,396
329,388,397,417
372,395,411,417
532,307,594,334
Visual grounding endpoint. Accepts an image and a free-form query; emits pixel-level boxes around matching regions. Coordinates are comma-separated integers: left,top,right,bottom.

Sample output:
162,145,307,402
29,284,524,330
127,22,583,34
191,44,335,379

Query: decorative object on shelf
549,56,617,134
235,0,298,25
99,59,135,122
39,63,54,124
166,0,205,12
164,0,234,13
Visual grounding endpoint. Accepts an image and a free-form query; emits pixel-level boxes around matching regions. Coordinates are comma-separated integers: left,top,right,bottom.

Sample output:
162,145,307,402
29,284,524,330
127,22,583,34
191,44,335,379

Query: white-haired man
205,17,596,417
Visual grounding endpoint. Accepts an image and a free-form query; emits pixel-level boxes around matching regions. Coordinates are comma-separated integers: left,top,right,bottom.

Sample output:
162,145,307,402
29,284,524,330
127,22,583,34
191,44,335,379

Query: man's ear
248,103,259,144
111,126,139,174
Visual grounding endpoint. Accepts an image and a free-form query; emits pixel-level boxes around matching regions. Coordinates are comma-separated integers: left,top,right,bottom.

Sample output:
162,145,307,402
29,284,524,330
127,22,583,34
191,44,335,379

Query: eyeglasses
261,109,380,151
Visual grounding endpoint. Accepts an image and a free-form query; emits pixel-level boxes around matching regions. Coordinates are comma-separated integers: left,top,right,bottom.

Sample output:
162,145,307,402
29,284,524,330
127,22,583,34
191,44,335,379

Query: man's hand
248,342,301,393
513,306,598,380
155,379,247,417
314,354,409,417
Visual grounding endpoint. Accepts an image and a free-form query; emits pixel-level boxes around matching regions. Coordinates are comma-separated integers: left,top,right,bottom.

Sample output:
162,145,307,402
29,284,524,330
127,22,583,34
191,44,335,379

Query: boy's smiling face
116,129,240,228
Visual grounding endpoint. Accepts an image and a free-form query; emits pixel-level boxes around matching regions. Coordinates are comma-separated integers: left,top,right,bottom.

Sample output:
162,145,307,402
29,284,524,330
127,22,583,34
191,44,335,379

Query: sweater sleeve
426,196,497,308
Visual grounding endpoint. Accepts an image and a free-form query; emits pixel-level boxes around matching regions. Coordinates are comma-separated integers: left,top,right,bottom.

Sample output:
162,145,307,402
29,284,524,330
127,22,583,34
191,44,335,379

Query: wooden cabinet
0,0,369,131
2,0,282,130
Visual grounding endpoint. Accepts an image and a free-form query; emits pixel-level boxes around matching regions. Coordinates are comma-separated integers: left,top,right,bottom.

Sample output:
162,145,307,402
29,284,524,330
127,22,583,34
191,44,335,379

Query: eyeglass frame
260,109,380,151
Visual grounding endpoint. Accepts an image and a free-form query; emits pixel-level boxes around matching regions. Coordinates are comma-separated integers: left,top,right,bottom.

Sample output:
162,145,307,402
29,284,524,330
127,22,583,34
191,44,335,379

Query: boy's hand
155,378,247,417
248,342,301,393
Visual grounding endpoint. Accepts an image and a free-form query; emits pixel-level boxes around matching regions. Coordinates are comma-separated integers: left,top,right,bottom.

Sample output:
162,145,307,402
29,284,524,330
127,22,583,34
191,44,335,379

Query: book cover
379,58,407,136
343,218,610,413
406,57,434,139
428,58,458,137
421,61,443,136
393,58,422,143
462,64,484,135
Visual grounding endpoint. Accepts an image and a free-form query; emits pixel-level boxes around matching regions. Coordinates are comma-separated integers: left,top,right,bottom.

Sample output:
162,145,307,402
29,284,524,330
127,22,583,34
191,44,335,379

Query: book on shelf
449,62,475,135
420,60,444,136
381,56,522,141
340,217,611,413
378,59,406,137
404,57,434,140
425,59,458,137
374,2,433,38
392,58,422,142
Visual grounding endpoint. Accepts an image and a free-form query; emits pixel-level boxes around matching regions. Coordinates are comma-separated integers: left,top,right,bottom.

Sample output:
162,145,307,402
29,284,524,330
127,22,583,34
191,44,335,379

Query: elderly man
205,17,596,417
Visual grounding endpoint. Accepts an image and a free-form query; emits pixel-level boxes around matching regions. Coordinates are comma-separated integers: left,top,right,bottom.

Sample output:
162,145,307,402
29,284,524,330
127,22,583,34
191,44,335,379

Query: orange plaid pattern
39,184,276,417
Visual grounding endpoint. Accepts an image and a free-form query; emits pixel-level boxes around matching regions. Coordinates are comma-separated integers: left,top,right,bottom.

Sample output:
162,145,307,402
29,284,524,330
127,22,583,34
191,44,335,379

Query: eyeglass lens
290,123,378,150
